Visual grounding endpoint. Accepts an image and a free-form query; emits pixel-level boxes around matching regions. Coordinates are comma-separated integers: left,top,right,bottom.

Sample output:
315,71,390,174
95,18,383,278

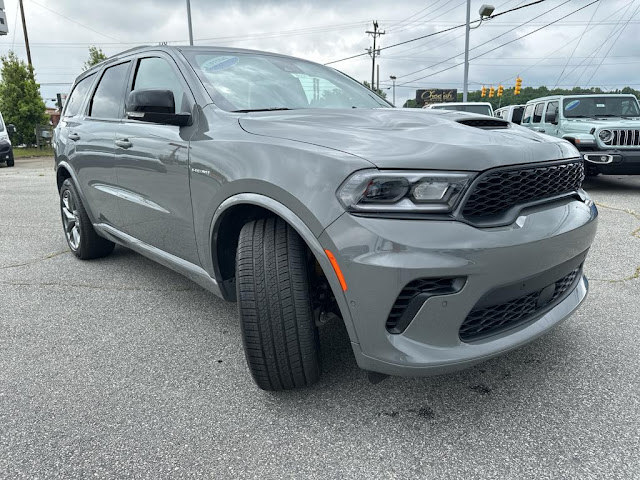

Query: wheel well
213,204,274,300
56,166,72,191
212,204,334,312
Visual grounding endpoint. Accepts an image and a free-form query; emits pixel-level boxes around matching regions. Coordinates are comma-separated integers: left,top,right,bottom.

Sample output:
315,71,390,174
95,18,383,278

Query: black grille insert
461,160,584,221
459,267,581,342
387,277,465,334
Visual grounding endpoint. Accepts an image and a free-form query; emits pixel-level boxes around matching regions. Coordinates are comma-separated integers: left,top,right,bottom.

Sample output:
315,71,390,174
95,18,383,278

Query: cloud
0,0,637,107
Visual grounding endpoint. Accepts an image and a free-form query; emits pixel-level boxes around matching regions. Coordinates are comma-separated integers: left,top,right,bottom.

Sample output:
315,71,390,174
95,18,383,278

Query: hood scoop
457,118,510,129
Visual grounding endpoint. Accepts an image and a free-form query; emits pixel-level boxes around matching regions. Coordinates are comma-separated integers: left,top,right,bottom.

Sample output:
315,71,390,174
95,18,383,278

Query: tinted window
133,57,186,113
182,51,389,111
90,62,130,118
563,96,640,118
532,103,544,123
512,106,524,124
64,74,94,117
522,104,534,123
545,102,558,123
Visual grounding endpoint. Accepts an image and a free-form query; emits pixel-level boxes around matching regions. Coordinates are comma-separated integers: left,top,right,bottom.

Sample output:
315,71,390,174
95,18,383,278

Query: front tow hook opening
583,153,613,164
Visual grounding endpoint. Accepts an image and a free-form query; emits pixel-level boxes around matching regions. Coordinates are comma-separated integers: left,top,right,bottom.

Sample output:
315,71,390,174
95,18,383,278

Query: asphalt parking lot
1,157,639,479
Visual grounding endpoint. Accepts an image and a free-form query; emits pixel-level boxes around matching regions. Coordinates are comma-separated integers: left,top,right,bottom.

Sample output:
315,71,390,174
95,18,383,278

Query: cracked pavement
1,158,639,479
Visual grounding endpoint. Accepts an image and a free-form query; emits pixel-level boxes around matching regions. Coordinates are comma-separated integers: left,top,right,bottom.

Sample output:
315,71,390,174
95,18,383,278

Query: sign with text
416,89,458,106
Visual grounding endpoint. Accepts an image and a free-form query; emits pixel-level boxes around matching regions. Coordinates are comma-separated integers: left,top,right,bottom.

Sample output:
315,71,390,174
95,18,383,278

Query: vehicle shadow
583,175,640,193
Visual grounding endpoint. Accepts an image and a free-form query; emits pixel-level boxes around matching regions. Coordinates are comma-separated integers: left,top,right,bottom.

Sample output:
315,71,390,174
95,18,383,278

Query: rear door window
522,104,534,124
89,62,131,119
64,74,95,117
532,102,545,123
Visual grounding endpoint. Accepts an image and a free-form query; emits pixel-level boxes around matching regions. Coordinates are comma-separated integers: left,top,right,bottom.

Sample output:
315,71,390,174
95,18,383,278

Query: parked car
54,46,597,390
495,104,525,124
521,94,640,175
423,102,494,116
0,111,14,167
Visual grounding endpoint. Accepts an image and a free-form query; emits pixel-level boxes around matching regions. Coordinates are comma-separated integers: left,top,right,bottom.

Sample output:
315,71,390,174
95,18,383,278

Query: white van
423,102,494,117
0,111,14,167
494,104,525,124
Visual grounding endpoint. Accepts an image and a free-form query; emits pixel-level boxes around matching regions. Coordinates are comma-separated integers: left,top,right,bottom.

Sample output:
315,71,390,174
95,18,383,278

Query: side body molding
211,193,358,344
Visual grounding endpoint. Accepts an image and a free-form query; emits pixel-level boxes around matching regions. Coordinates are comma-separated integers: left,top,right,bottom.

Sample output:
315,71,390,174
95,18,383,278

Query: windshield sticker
565,100,580,111
596,104,605,108
201,56,239,73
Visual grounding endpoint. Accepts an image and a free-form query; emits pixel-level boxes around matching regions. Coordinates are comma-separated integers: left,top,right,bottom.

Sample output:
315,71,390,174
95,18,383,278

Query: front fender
210,193,359,344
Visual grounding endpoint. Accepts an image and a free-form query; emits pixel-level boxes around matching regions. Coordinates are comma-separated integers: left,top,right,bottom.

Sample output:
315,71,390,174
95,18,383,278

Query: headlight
337,170,474,213
598,129,613,143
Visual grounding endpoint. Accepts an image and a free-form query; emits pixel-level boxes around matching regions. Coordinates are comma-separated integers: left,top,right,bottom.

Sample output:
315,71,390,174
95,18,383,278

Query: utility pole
186,0,194,46
463,0,471,102
376,64,380,91
366,20,384,91
18,0,32,71
390,75,396,106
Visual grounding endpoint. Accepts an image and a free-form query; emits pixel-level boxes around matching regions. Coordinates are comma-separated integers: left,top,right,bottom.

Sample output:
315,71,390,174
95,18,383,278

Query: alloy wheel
62,189,81,250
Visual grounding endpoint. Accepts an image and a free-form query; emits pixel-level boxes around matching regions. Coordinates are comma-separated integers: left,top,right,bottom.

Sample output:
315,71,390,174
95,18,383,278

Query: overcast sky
0,0,638,107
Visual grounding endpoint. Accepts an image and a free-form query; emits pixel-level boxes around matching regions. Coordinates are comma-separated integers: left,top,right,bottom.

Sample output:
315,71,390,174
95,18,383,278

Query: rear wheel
60,178,115,259
236,217,321,391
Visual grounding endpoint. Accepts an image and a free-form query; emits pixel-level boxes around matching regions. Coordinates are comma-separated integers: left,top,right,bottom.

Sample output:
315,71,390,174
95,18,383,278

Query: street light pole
463,0,471,102
390,75,396,106
186,0,194,46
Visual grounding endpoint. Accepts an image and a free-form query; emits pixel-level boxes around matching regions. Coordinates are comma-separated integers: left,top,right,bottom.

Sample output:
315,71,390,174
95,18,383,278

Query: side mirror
6,124,15,135
126,89,191,127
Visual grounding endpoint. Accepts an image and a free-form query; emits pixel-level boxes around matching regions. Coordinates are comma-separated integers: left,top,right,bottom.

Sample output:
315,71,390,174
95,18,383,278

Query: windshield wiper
232,107,293,113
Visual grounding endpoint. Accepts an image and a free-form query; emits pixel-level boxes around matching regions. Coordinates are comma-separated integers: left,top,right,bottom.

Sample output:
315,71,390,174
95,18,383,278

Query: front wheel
236,217,321,391
60,178,115,259
6,152,14,167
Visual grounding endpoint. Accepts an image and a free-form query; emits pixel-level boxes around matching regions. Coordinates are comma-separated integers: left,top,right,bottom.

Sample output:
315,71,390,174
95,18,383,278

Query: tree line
403,85,640,109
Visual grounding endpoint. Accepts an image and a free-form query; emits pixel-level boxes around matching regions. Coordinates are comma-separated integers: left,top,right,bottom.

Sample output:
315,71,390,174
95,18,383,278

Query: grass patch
13,147,54,158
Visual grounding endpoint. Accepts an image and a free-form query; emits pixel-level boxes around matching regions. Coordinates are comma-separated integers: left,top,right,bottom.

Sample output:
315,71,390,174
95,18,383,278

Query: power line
585,2,640,85
553,0,602,88
396,0,600,87
394,0,566,82
29,0,122,42
324,0,549,66
496,0,634,84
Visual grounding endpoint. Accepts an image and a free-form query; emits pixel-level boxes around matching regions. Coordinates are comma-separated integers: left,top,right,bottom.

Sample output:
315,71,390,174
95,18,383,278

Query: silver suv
54,46,597,390
521,94,640,175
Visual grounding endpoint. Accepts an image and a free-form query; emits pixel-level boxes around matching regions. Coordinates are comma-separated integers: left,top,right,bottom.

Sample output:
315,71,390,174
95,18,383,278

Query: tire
6,152,14,167
60,178,115,260
236,217,321,391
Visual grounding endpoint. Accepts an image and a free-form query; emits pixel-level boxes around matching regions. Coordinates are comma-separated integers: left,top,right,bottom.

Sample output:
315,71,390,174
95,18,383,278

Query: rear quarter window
63,74,95,117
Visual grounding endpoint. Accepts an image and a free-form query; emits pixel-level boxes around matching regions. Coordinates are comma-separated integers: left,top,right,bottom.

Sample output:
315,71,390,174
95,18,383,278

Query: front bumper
581,148,640,174
319,196,598,376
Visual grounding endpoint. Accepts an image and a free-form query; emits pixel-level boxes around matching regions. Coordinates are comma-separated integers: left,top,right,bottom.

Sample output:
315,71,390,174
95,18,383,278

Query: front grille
602,129,640,147
461,160,584,220
386,277,464,334
459,267,581,342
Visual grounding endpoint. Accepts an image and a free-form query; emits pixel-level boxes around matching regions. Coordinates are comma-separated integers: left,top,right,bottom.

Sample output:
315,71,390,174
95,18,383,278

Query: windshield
182,51,391,111
563,96,640,118
431,104,492,116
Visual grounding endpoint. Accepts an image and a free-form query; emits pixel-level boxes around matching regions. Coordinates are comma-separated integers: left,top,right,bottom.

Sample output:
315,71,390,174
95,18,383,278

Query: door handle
68,133,80,141
538,129,546,133
115,138,132,149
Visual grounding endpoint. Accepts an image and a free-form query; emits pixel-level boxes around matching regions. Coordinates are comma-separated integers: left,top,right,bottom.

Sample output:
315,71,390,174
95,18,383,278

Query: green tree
0,51,47,146
362,80,387,99
84,46,108,70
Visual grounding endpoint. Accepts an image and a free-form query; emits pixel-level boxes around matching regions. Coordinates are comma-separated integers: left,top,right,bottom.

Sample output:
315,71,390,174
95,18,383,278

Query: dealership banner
416,89,458,106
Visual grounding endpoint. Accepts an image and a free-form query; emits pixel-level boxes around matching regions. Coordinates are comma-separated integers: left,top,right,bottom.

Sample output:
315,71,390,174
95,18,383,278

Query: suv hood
239,109,576,171
563,117,640,133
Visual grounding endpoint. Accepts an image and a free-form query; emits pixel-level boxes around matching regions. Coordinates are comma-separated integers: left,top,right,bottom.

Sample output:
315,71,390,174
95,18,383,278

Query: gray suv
54,46,598,390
